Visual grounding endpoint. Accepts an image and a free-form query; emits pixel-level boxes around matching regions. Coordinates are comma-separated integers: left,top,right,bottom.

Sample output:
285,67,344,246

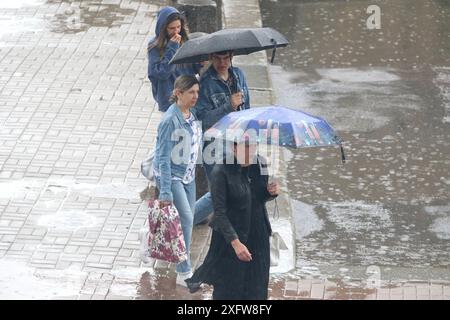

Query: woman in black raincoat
186,142,280,300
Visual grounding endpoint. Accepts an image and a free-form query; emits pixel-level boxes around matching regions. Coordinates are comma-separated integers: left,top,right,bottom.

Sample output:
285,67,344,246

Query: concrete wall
172,0,222,33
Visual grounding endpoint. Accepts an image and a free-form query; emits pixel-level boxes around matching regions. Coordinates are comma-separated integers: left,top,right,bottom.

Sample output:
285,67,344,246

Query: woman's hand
267,182,280,196
170,33,182,44
231,239,252,262
158,200,172,208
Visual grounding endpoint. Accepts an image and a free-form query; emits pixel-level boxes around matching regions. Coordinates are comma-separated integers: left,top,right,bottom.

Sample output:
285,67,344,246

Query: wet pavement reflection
48,1,136,33
135,269,212,300
261,0,450,282
0,0,169,38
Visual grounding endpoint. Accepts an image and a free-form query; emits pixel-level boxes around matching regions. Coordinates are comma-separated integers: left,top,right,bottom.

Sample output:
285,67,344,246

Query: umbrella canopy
170,27,289,64
204,105,346,162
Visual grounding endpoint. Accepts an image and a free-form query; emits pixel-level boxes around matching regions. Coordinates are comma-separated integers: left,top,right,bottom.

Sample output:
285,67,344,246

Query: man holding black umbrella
194,50,250,131
192,50,251,226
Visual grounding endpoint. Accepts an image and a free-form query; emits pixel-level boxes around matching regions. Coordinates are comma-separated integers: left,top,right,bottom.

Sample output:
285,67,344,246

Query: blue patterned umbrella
204,105,346,162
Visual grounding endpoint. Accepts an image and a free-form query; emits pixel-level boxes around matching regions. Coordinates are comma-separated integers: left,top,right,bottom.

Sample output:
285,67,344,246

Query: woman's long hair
148,12,189,57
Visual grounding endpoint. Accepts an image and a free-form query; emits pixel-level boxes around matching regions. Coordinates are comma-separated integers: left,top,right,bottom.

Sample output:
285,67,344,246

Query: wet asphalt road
261,0,450,282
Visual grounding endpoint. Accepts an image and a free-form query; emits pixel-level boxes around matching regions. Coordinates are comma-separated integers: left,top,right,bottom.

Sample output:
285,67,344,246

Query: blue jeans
155,177,196,274
193,163,214,225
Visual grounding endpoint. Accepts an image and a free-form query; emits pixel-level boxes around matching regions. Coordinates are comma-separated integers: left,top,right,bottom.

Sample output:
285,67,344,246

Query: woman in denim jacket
152,75,202,286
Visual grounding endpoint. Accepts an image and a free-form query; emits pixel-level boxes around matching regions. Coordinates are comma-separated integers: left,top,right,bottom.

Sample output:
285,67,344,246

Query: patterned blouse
176,112,202,184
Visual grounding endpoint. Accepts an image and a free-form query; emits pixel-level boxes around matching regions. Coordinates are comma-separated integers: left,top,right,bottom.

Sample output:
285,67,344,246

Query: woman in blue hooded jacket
147,6,200,112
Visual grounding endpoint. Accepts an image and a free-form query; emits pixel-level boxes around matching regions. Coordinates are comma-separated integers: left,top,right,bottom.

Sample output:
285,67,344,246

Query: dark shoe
186,280,202,293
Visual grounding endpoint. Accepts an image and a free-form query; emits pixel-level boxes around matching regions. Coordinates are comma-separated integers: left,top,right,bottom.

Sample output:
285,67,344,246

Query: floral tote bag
147,200,187,264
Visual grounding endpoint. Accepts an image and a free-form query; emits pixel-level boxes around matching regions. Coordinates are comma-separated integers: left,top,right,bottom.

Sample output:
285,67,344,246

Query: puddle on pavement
0,15,46,38
0,0,45,8
0,1,45,39
0,260,86,299
108,267,213,300
0,178,144,231
108,267,155,298
0,180,36,199
135,268,212,300
37,210,97,231
0,260,180,299
48,1,137,33
71,182,145,200
0,178,146,201
0,0,163,38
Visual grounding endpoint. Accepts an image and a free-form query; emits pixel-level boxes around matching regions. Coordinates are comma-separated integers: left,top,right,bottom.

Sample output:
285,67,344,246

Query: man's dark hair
212,50,233,56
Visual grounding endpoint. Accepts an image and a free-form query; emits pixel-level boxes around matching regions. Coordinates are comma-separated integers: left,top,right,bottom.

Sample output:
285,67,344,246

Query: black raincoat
187,156,277,300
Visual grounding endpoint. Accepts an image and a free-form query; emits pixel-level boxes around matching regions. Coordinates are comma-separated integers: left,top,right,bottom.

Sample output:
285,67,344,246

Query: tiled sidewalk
272,278,450,300
0,0,181,299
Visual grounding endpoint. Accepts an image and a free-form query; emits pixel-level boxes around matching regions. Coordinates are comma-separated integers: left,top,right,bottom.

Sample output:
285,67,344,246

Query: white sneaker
138,227,152,264
176,271,193,287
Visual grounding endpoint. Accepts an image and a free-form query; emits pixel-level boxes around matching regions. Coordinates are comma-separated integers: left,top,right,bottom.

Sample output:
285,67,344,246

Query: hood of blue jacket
155,6,179,38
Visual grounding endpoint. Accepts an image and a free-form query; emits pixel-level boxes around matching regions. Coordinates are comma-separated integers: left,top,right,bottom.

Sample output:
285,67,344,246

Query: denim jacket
152,104,202,201
192,65,250,131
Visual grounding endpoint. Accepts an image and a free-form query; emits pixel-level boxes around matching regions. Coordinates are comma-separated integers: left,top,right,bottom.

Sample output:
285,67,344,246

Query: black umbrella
169,27,289,64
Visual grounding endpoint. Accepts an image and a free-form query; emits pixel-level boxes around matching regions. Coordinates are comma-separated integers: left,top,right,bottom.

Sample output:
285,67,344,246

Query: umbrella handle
340,144,346,164
270,39,277,64
270,46,277,64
